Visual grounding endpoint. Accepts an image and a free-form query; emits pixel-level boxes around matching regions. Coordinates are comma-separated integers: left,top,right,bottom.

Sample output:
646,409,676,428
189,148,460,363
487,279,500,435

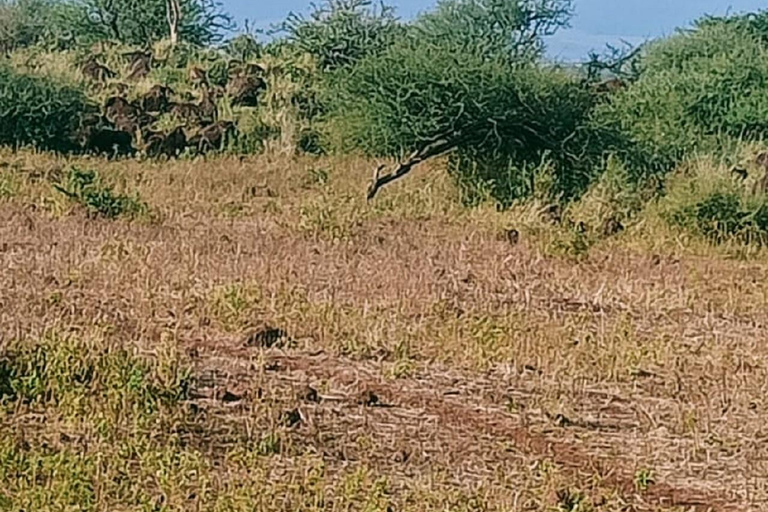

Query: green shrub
660,163,768,244
0,0,44,53
322,0,607,205
230,111,279,154
0,64,89,152
207,57,230,87
0,333,191,415
223,32,262,62
53,167,147,219
566,156,645,232
597,20,768,182
0,0,78,53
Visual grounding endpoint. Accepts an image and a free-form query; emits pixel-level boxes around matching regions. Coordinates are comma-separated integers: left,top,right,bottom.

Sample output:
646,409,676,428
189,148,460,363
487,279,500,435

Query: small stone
299,385,320,403
505,229,520,246
280,408,302,428
245,326,289,348
221,390,242,403
357,389,379,407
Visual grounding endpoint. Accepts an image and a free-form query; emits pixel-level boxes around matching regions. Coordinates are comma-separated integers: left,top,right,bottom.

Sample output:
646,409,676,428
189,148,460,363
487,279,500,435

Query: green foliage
207,57,230,86
223,32,263,62
0,64,88,152
566,156,645,232
230,111,280,154
323,0,602,205
0,0,81,53
53,167,147,219
634,467,655,492
416,0,572,62
0,0,44,53
280,0,403,71
660,164,768,244
597,20,768,182
0,333,201,511
158,40,221,69
0,334,191,413
69,0,233,46
696,9,768,45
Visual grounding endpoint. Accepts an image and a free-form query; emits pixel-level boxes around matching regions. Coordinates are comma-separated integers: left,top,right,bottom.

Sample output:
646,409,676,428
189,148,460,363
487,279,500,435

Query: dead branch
366,135,460,200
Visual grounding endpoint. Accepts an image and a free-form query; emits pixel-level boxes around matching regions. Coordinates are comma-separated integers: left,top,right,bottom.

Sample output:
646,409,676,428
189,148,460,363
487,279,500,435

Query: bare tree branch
366,132,464,200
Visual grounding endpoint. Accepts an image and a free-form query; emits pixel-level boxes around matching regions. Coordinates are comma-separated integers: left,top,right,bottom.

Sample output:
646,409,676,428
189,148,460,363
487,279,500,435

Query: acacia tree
280,0,404,71
72,0,232,46
322,0,607,203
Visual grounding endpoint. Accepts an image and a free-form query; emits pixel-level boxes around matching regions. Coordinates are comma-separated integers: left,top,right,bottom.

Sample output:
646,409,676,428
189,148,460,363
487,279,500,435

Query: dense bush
0,0,43,53
596,21,768,182
223,32,262,62
0,64,89,152
0,0,79,53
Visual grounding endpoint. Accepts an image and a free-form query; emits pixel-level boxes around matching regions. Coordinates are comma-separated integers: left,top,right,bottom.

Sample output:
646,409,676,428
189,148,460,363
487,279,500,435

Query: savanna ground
1,148,767,512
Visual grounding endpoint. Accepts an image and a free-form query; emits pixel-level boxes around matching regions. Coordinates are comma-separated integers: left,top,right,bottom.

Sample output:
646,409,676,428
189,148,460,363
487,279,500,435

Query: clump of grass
658,160,768,244
0,332,204,510
545,225,595,261
53,167,148,219
566,156,644,236
207,282,265,332
634,468,656,492
0,333,191,417
0,169,19,199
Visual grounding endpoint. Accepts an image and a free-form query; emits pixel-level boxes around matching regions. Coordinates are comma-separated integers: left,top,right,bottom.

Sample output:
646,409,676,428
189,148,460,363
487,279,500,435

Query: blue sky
222,0,767,61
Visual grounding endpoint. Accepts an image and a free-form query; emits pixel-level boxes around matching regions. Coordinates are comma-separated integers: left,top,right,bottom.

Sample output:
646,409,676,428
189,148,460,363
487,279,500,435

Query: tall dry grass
0,148,766,510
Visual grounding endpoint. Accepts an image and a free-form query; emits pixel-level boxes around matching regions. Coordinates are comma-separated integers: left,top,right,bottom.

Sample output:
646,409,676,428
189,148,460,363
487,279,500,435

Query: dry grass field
1,148,767,511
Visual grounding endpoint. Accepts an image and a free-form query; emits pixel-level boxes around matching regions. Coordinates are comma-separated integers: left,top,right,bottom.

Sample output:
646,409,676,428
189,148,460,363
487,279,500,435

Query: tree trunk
166,0,181,45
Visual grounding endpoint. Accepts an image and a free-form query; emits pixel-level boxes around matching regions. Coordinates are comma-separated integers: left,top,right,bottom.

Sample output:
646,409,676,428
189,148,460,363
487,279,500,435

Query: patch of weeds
634,468,655,492
256,432,282,456
298,194,365,240
546,226,594,261
0,171,18,199
390,359,414,379
390,339,414,379
556,488,589,512
304,166,330,187
342,467,392,511
667,191,744,243
220,200,247,218
53,167,148,219
46,291,63,306
0,332,203,509
208,282,264,331
0,442,100,509
458,314,517,368
659,164,768,245
0,333,192,418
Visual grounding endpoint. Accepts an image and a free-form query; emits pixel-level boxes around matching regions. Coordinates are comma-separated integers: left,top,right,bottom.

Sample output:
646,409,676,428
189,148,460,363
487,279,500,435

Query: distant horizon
220,0,767,61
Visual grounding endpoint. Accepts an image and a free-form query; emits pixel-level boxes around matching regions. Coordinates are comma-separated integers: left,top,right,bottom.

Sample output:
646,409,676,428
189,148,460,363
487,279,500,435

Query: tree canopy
71,0,233,46
320,0,603,202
